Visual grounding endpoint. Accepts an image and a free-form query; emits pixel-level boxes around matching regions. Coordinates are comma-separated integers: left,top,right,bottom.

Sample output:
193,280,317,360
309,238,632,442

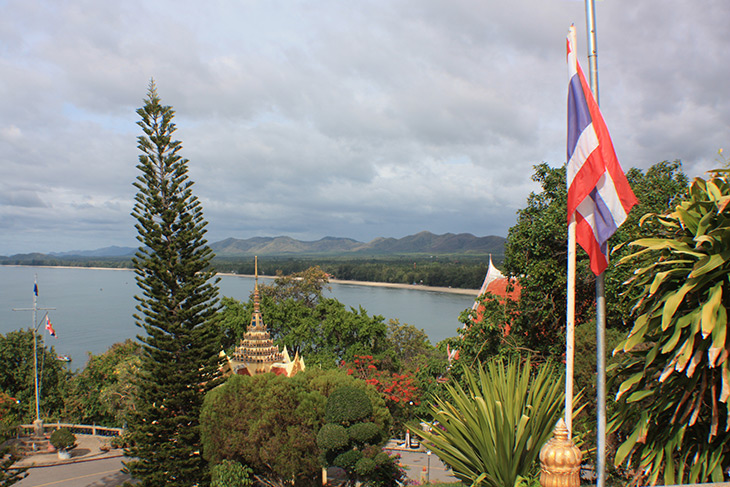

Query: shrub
325,386,372,425
355,457,377,476
412,357,565,487
50,428,76,451
347,422,381,445
317,423,349,451
334,449,363,470
211,460,253,487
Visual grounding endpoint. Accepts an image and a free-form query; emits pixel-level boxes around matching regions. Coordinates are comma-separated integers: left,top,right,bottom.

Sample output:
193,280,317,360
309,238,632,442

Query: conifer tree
124,80,221,486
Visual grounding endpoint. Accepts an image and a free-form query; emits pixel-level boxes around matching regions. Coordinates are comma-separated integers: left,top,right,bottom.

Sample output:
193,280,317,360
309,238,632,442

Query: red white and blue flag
566,27,637,275
45,315,57,338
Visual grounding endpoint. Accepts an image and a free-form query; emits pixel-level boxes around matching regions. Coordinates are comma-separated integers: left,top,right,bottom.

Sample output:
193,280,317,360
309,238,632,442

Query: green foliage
124,81,222,487
210,460,253,487
347,422,381,445
571,321,624,457
306,369,392,433
259,266,331,308
63,340,141,426
325,386,373,425
0,393,21,443
0,446,27,486
385,319,437,373
218,275,391,369
412,358,565,487
0,329,69,422
610,169,730,484
354,456,377,476
495,161,689,361
201,369,390,487
319,386,405,486
50,428,76,451
317,424,349,451
334,449,363,470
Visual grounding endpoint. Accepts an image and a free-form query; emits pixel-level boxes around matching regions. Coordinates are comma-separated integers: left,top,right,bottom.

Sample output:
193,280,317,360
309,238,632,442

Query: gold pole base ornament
539,418,582,487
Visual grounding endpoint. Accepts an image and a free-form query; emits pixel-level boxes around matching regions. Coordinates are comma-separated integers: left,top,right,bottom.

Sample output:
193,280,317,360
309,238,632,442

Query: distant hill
210,231,504,256
1,231,505,260
50,245,137,258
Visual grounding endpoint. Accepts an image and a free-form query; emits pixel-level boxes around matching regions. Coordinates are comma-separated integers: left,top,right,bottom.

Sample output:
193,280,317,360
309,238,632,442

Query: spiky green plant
411,358,566,487
610,169,730,484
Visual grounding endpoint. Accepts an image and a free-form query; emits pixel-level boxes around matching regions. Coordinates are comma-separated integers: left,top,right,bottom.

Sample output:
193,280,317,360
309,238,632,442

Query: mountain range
7,231,505,259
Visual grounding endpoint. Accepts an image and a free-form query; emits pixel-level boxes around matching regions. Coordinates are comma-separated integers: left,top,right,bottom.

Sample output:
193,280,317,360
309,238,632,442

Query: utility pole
13,275,55,435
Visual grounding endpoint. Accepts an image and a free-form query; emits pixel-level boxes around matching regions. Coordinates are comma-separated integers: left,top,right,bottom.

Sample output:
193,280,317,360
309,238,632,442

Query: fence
18,423,123,438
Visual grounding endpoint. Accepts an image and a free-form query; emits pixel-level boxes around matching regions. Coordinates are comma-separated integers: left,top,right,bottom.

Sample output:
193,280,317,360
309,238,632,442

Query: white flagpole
584,1,608,487
566,215,577,436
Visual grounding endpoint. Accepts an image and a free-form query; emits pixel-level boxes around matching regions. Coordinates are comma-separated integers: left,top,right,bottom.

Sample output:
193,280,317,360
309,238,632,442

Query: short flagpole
584,1,608,486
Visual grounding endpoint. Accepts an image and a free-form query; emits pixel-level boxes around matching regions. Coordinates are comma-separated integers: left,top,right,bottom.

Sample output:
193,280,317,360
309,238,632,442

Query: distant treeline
214,255,503,289
0,254,503,289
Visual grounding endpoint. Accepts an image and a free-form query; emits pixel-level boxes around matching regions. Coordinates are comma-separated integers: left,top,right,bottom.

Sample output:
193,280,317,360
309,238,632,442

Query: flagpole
566,216,576,436
584,1,608,487
12,276,55,427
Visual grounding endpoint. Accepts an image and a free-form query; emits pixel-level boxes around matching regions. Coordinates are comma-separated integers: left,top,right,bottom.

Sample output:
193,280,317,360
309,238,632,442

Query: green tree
610,170,730,484
200,369,391,487
497,161,688,359
63,340,141,426
385,319,435,373
124,81,222,486
259,266,331,308
0,329,69,422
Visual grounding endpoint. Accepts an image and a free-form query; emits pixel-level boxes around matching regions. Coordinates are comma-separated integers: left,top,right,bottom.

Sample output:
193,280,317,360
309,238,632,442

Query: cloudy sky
1,0,728,255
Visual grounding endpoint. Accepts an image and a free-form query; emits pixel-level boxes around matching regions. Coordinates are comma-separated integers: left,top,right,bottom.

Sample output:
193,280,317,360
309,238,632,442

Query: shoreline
1,264,480,296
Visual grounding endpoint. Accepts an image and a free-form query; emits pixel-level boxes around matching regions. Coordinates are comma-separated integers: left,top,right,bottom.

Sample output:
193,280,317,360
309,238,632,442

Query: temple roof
231,258,283,365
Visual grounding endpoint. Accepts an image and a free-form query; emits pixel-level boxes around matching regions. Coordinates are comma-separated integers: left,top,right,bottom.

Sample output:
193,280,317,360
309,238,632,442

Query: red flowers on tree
344,355,419,406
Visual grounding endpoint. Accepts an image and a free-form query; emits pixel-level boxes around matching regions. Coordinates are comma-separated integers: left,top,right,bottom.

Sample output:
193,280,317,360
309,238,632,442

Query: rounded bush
347,422,381,445
325,386,373,425
316,423,349,451
354,456,376,476
333,449,363,470
50,428,76,451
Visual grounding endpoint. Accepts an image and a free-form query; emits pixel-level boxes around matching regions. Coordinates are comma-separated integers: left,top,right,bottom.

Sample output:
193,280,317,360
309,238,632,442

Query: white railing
18,423,123,438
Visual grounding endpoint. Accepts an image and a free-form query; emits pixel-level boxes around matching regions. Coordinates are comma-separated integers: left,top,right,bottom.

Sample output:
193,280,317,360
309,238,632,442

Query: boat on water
56,355,71,362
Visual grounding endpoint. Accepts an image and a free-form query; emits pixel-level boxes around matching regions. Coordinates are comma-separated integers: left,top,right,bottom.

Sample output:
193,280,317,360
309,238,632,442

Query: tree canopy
200,369,393,487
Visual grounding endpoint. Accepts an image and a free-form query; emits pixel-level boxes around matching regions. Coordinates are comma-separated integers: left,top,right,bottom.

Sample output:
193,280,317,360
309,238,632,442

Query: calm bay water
0,266,475,369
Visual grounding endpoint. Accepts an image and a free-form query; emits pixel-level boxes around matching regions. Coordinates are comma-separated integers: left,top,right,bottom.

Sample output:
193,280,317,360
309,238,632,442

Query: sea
0,265,476,370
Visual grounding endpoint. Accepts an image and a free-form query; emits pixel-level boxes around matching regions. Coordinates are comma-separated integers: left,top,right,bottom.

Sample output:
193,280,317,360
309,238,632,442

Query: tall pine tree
125,81,222,486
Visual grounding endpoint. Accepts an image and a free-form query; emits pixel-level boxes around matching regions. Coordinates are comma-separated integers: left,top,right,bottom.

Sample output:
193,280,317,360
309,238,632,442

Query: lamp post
12,276,55,434
426,450,431,484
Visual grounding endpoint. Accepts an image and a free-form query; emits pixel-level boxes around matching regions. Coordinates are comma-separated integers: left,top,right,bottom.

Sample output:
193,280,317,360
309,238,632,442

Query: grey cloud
0,0,728,255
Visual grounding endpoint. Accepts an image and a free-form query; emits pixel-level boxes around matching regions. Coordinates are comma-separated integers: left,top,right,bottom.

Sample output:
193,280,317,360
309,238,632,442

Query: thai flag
566,27,637,275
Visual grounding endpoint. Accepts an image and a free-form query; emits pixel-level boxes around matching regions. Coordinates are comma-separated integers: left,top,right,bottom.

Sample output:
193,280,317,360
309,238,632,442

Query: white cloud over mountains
1,0,728,255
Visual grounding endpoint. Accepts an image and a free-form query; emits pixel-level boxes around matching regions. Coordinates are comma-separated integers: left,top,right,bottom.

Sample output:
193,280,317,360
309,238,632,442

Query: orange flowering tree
343,355,420,434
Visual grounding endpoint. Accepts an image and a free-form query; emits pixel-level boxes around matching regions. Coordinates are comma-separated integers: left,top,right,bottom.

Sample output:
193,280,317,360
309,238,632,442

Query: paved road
386,447,459,484
15,457,132,487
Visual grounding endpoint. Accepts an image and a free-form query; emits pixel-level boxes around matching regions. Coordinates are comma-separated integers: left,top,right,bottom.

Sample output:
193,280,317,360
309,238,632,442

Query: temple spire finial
253,256,261,319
